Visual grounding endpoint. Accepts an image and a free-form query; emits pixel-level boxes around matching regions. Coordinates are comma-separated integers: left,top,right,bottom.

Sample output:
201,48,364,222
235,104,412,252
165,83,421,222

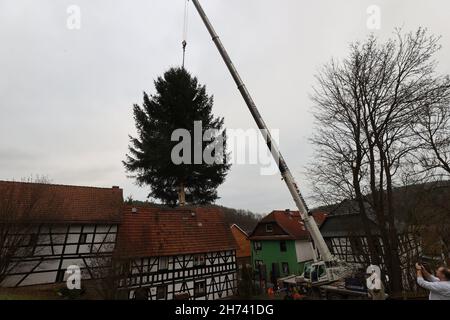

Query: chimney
112,186,120,189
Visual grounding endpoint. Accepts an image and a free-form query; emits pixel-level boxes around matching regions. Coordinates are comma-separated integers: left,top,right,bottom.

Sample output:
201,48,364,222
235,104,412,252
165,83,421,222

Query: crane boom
191,0,333,263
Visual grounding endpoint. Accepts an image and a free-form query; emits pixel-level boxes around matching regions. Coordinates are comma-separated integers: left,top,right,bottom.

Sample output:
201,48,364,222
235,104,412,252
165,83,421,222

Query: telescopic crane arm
190,0,334,263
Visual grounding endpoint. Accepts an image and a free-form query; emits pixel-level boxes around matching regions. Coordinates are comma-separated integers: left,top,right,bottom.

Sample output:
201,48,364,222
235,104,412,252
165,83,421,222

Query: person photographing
366,265,387,300
416,262,450,300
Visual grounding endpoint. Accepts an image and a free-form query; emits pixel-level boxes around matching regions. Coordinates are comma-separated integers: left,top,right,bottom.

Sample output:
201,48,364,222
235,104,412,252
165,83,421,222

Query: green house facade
249,210,326,286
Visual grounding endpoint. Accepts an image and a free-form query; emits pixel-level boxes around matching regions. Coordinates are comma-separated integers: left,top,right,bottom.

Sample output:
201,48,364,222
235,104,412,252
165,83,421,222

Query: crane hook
182,0,189,69
182,40,187,69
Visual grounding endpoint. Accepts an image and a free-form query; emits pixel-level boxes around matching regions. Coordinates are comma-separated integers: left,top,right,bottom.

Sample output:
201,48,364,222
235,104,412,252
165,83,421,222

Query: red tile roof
249,210,327,241
115,205,238,258
0,180,123,223
230,224,251,258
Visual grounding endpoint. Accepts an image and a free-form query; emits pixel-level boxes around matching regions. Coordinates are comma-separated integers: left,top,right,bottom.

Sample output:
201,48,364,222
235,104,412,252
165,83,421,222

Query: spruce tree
124,67,230,206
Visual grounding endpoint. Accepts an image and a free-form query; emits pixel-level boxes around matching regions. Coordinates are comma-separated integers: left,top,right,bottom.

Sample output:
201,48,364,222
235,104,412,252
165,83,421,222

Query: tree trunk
352,116,381,266
382,157,404,295
367,143,394,291
353,165,381,266
178,181,186,206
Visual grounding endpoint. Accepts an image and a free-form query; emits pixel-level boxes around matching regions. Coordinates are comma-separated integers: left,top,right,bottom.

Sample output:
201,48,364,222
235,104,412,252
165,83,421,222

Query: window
193,254,206,267
253,241,262,251
120,262,131,276
56,269,65,283
349,237,364,256
156,285,167,300
159,256,169,270
79,233,88,244
280,241,287,252
282,262,289,274
271,262,280,278
255,260,263,268
194,281,206,297
265,224,273,233
132,287,148,300
303,262,312,280
318,264,326,278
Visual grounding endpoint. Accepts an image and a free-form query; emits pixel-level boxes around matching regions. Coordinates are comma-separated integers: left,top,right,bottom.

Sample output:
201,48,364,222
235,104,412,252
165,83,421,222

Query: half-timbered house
115,206,238,300
0,180,123,287
319,199,422,289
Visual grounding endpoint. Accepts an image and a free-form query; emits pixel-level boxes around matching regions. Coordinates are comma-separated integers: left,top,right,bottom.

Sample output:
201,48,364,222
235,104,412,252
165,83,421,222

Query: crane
189,0,349,285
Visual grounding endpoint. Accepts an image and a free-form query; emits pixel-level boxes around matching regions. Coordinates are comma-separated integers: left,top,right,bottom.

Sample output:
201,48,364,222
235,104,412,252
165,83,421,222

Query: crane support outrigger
190,0,348,284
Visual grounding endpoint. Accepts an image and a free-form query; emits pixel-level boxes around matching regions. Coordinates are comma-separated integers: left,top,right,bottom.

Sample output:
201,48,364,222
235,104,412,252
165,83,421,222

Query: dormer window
265,224,273,233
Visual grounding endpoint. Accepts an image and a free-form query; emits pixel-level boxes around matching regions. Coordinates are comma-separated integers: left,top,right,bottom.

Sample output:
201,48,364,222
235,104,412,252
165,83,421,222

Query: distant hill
312,180,450,222
207,205,261,234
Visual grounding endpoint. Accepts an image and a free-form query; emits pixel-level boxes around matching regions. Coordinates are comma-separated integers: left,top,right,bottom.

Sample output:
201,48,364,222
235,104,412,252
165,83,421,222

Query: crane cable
182,0,189,69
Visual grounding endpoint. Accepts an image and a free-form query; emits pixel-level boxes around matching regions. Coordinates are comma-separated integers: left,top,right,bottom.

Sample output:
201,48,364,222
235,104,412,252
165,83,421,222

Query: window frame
194,281,206,298
193,254,206,267
318,264,326,278
280,240,287,252
265,224,273,233
79,233,88,244
282,262,290,274
56,269,65,283
158,256,169,271
253,241,262,251
156,285,167,300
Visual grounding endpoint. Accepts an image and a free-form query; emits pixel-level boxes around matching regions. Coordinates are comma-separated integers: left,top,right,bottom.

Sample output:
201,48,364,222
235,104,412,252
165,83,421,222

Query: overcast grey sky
1,0,449,214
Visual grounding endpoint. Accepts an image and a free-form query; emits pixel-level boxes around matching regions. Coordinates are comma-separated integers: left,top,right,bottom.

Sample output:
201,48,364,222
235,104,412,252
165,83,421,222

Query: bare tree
85,243,129,300
0,177,56,285
309,28,450,294
414,102,450,175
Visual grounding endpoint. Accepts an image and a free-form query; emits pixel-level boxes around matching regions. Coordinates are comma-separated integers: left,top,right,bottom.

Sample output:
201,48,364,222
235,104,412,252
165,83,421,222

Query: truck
296,262,370,299
277,262,389,299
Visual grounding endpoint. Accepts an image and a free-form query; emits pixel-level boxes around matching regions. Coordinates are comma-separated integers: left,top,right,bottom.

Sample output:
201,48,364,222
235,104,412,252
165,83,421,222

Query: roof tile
115,205,238,258
0,180,123,223
249,210,327,240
